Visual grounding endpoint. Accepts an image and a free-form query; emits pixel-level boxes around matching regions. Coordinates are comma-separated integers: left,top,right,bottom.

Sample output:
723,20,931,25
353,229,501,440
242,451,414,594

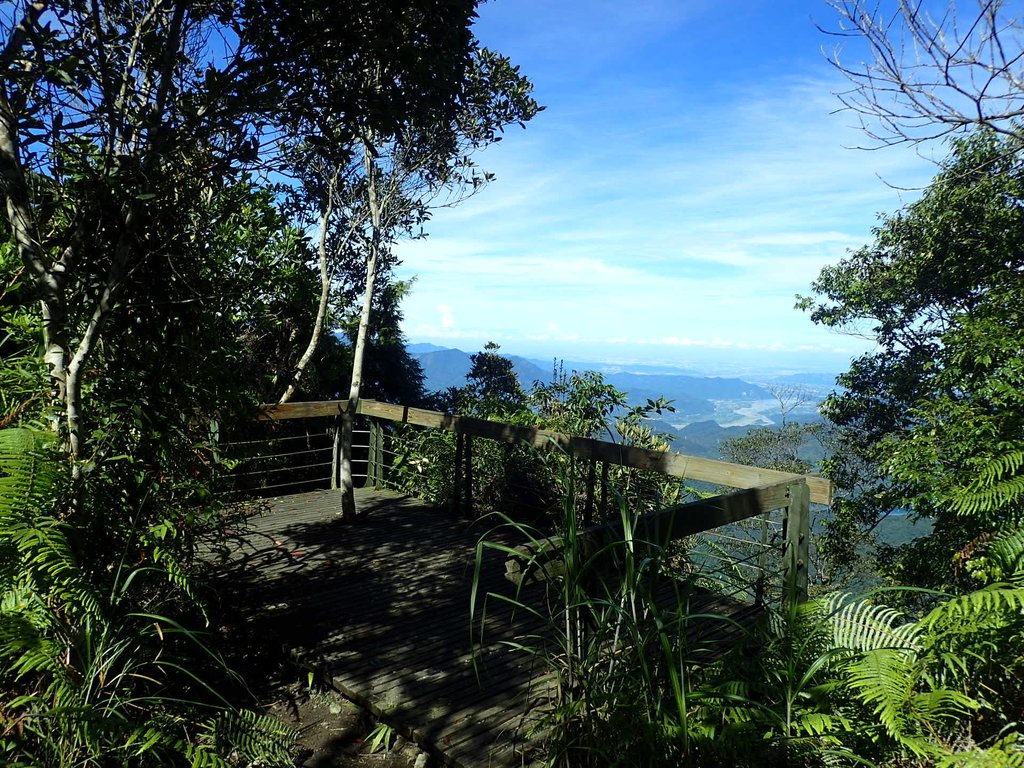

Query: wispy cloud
393,4,939,372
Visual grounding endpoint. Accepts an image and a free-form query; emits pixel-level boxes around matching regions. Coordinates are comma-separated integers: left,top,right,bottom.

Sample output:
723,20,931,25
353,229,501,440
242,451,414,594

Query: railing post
583,458,597,527
755,510,770,606
450,429,474,518
463,433,474,518
784,479,810,603
209,419,220,463
330,415,341,490
599,460,609,520
376,420,386,487
368,419,383,488
453,430,464,517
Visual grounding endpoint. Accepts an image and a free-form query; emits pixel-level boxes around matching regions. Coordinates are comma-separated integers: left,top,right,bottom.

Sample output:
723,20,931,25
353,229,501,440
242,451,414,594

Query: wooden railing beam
260,399,832,506
505,478,804,587
252,399,819,603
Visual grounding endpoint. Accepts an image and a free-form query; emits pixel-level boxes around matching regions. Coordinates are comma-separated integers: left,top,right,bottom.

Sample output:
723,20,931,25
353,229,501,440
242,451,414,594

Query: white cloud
436,304,455,330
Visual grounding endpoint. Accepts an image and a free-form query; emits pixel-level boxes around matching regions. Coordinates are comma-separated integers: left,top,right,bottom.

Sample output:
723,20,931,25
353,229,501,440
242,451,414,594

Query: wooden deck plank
212,487,760,767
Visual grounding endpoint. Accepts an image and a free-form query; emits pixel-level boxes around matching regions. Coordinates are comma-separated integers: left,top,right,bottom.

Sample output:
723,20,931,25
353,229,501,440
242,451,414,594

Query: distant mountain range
405,344,931,547
406,343,841,463
408,344,775,422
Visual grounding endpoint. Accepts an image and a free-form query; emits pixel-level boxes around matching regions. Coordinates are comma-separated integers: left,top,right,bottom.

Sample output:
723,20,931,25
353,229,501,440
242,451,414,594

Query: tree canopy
0,0,519,457
0,2,537,763
800,128,1024,588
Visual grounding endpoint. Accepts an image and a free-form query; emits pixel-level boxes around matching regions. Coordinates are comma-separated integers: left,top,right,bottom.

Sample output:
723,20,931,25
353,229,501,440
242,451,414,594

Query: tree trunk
339,138,382,519
0,67,74,464
278,171,337,405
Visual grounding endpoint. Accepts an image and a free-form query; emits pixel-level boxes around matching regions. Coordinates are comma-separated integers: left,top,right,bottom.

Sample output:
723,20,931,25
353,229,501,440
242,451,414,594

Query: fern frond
846,647,917,735
952,447,1024,517
184,741,233,768
0,428,96,613
825,593,921,652
940,752,1024,768
978,448,1024,484
920,583,1024,640
147,540,202,613
792,711,845,738
0,612,66,680
954,475,1024,517
0,428,57,522
844,645,972,758
971,526,1024,584
936,733,1024,768
206,709,297,766
909,689,977,722
5,517,102,618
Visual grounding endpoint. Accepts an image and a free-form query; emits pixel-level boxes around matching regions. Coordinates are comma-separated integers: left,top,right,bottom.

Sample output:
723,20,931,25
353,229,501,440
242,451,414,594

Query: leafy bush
391,351,681,529
0,428,296,767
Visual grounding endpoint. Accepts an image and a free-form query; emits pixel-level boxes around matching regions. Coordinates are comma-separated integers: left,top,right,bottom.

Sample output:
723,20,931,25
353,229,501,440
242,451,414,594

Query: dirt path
264,681,432,768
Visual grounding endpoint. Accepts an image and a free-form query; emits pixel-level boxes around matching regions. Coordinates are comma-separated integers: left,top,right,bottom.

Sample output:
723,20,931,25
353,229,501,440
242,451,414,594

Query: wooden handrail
259,399,832,505
504,478,806,587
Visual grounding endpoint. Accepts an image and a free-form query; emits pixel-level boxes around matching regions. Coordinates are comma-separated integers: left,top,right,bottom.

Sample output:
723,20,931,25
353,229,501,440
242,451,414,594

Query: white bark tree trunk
1,0,185,483
278,171,338,406
339,138,382,519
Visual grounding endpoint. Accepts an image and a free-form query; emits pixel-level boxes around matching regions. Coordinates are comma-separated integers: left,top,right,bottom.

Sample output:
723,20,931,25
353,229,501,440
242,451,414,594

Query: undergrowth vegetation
392,352,684,528
474,481,1024,767
0,427,297,767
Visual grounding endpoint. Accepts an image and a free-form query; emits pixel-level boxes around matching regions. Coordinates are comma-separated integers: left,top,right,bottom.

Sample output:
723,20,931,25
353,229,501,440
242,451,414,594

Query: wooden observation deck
213,400,831,766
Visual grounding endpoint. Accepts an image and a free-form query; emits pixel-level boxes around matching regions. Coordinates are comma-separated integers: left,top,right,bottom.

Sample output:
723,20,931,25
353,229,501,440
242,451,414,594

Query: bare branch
826,0,1024,147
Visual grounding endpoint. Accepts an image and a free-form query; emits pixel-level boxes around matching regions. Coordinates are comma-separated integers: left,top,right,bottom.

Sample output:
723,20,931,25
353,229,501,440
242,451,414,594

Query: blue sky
393,1,943,375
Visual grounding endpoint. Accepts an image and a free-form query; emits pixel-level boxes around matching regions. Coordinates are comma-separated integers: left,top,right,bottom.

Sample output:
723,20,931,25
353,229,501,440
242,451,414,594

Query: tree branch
826,0,1024,147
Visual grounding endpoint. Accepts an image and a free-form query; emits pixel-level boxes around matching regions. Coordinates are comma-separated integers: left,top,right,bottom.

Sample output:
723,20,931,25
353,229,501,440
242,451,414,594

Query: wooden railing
250,399,831,602
503,476,811,601
259,399,831,504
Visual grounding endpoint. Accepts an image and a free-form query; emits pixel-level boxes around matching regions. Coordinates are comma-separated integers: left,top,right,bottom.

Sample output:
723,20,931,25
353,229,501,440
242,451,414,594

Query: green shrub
0,427,296,767
473,464,1024,766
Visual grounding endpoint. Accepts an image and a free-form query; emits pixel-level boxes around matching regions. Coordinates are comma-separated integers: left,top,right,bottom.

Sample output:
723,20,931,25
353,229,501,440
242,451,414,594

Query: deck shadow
213,487,759,767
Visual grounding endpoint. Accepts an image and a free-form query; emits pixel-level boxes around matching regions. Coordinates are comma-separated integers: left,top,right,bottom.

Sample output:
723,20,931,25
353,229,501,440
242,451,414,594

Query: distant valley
408,343,836,462
408,344,932,547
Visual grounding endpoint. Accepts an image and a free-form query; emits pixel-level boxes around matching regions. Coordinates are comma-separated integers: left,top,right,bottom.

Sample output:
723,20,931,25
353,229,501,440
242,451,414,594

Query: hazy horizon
406,337,854,380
